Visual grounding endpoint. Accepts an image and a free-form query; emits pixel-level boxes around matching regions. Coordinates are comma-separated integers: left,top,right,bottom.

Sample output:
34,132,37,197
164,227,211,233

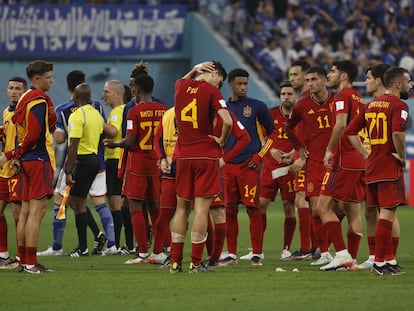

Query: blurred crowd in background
203,0,414,96
1,0,413,96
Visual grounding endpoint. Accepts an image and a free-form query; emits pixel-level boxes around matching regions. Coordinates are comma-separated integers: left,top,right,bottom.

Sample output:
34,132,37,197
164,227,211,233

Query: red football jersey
331,87,365,169
174,78,228,158
346,94,408,182
263,106,295,168
286,92,335,162
213,112,251,163
126,101,167,175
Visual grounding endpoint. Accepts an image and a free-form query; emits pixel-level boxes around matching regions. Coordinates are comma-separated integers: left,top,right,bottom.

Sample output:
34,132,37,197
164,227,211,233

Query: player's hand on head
195,62,215,73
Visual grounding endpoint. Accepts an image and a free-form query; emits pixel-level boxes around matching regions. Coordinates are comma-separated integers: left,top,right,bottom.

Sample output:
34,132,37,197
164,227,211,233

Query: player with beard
317,60,365,271
347,67,411,275
257,81,297,260
285,66,335,266
358,63,402,270
286,61,318,260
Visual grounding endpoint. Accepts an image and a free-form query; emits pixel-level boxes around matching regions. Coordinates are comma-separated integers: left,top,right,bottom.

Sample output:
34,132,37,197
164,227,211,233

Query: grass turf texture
1,199,414,311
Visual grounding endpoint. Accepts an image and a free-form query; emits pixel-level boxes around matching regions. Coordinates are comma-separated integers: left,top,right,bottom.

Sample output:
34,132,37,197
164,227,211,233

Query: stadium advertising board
0,4,187,57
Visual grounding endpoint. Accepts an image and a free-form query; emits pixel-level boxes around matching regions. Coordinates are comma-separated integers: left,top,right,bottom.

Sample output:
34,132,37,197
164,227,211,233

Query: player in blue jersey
37,70,116,257
220,68,276,266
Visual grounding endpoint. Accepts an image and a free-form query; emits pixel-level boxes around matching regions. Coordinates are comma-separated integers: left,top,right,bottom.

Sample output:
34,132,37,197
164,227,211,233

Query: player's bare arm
104,132,136,149
290,157,306,174
103,123,118,138
216,108,232,148
392,131,406,168
324,112,347,169
65,137,80,186
348,135,369,160
53,128,66,144
182,61,216,80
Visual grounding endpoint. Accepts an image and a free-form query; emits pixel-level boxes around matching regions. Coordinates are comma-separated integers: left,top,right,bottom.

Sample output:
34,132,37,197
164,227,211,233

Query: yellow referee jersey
68,104,104,155
104,104,124,160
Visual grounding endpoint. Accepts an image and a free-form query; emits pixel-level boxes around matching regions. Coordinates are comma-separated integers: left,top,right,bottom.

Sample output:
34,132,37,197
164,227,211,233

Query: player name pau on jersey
186,86,198,94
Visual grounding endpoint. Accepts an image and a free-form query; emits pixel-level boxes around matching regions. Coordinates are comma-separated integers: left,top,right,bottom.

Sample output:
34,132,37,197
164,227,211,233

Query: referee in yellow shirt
65,83,104,257
102,80,125,251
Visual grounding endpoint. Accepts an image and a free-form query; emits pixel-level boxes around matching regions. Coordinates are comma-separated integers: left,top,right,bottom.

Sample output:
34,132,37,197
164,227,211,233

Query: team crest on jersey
243,105,252,117
307,182,314,193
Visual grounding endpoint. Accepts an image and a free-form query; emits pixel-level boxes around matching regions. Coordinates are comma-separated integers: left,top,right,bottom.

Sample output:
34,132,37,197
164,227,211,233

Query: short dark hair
333,60,358,83
73,83,92,103
26,60,53,80
279,80,293,90
8,76,27,87
366,63,391,85
66,70,85,92
212,61,227,81
307,66,327,77
383,67,409,88
228,68,249,83
290,60,310,72
134,74,154,94
123,84,132,103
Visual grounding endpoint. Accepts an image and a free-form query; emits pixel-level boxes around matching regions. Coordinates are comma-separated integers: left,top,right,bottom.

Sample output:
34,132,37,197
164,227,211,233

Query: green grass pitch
1,199,414,311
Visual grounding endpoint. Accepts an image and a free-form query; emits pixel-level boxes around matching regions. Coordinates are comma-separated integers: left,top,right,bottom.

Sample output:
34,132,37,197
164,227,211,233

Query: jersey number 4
181,99,198,129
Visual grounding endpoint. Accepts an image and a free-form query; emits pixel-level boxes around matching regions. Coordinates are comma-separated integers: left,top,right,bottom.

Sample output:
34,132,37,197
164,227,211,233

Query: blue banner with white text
0,4,187,57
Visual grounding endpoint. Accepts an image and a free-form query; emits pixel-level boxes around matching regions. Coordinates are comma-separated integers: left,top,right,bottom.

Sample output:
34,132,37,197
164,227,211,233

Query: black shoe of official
92,232,107,255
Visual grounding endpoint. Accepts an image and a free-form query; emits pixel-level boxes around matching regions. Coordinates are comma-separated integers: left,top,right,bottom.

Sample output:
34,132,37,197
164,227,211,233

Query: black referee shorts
105,158,123,196
70,154,99,198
